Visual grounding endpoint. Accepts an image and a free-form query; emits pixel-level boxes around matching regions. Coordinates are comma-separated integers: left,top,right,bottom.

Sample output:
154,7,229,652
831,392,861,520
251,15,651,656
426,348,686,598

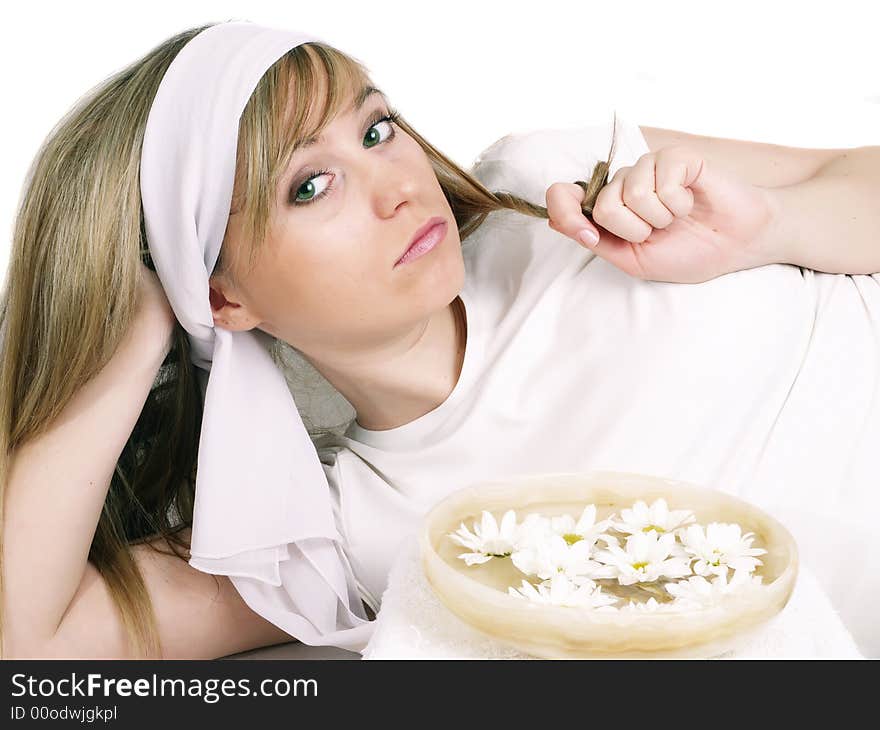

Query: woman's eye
292,113,398,206
363,117,394,149
293,170,333,205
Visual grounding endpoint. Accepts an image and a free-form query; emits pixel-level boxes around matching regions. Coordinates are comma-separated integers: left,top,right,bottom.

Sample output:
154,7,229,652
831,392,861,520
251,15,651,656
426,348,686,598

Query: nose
366,153,420,219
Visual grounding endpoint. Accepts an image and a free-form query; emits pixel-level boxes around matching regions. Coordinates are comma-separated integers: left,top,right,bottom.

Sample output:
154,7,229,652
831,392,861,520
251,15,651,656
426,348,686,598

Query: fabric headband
140,20,375,651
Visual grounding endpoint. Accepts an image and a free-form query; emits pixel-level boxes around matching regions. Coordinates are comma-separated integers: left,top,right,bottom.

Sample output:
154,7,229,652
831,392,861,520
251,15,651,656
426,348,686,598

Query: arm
2,267,293,658
641,125,880,275
46,528,295,659
639,125,842,189
2,273,170,652
754,147,880,275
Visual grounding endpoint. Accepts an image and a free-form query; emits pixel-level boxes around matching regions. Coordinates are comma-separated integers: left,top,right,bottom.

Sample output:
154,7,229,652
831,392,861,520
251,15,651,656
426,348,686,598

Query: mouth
394,216,448,268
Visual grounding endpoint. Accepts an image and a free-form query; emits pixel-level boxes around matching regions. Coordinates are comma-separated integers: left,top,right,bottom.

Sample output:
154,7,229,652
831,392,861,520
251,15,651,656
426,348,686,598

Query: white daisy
613,498,696,536
666,570,764,608
621,597,679,613
594,530,693,585
514,512,554,547
510,532,617,583
679,522,768,578
448,509,520,566
507,573,619,609
548,504,616,548
665,575,722,608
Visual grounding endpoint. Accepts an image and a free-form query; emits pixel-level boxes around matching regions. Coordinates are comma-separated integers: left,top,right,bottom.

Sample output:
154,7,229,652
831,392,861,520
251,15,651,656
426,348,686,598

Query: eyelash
290,108,402,207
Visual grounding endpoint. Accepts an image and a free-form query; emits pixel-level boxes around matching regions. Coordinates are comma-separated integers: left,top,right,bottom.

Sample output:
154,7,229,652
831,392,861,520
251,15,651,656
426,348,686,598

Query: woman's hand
545,146,778,283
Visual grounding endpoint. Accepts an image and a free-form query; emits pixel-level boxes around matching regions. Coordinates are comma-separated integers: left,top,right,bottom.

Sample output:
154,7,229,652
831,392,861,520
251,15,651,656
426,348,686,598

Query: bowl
419,470,798,659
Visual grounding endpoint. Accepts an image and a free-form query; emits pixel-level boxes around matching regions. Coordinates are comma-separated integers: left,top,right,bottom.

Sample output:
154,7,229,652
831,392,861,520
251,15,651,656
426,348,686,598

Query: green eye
363,117,394,148
290,109,400,206
294,172,332,204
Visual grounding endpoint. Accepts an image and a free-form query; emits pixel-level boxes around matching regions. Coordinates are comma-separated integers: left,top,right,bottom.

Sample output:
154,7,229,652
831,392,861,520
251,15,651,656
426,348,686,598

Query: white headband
140,20,374,651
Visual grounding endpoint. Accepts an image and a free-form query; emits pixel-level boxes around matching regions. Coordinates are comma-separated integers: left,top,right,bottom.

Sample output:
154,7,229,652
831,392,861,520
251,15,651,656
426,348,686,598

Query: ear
208,275,261,332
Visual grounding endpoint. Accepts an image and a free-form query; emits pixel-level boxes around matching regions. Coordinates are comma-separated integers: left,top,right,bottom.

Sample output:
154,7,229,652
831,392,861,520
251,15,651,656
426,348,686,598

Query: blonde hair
0,21,616,658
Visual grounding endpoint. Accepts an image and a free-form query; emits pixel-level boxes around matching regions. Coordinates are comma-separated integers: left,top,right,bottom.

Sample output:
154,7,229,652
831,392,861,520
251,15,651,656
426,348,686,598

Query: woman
2,20,878,659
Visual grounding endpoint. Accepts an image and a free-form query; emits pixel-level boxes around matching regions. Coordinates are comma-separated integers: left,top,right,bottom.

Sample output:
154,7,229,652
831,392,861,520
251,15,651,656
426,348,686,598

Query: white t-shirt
314,116,880,657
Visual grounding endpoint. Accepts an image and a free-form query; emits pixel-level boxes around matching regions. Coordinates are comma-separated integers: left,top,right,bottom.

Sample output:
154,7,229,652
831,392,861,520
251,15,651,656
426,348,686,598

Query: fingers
545,182,600,247
654,153,695,219
593,149,697,244
545,147,701,250
623,154,675,229
595,161,665,244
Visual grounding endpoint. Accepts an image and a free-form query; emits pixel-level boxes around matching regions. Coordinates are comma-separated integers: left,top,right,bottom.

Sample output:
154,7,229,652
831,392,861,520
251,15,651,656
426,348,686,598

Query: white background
2,0,878,284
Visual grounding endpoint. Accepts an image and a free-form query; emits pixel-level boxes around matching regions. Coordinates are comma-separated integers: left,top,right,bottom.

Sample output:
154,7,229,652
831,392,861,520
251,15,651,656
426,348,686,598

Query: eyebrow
292,85,386,153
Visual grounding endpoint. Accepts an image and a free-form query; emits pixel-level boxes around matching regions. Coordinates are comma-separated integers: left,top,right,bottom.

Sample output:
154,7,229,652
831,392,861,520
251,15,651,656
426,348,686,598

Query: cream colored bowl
419,470,798,659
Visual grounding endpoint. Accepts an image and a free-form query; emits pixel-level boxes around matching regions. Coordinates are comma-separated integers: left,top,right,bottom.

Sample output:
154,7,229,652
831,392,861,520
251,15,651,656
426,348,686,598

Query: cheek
407,140,438,182
268,242,389,328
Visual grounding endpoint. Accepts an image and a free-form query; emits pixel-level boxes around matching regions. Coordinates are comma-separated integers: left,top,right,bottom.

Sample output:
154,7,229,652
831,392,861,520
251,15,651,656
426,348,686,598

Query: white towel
361,534,863,659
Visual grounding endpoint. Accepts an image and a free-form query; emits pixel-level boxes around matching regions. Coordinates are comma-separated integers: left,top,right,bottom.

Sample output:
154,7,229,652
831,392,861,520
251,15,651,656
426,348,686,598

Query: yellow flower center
563,533,582,545
632,561,649,571
642,525,665,533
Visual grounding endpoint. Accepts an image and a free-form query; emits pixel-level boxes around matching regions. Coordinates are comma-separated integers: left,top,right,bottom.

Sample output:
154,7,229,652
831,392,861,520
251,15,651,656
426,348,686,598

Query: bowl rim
419,469,799,634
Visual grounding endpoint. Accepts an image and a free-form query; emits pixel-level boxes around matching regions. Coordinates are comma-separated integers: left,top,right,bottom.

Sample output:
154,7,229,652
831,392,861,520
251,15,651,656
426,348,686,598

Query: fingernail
578,229,599,247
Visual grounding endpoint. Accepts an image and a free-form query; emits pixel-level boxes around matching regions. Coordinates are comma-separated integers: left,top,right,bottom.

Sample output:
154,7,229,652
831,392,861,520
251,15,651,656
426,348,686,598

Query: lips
397,216,446,263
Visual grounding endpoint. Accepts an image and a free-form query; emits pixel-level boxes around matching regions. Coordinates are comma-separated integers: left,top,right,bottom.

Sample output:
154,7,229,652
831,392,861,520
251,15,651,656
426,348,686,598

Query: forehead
292,84,386,152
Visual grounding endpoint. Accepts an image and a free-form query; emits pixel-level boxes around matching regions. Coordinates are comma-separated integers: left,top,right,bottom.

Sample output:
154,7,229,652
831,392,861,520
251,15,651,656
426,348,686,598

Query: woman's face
209,81,465,361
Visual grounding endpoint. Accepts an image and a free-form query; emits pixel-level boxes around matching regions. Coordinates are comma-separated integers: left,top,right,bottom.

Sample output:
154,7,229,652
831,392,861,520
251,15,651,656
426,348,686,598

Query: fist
545,145,776,283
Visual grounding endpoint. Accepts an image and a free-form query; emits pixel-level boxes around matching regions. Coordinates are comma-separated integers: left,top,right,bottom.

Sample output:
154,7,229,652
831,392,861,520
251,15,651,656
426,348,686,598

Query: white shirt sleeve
468,113,650,206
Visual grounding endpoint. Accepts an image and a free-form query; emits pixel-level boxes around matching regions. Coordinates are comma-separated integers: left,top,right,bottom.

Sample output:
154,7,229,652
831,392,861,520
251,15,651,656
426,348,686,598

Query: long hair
0,22,617,658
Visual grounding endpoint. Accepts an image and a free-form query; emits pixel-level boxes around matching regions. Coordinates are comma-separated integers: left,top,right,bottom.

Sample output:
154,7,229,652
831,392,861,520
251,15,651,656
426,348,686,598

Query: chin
400,235,465,300
433,245,467,305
